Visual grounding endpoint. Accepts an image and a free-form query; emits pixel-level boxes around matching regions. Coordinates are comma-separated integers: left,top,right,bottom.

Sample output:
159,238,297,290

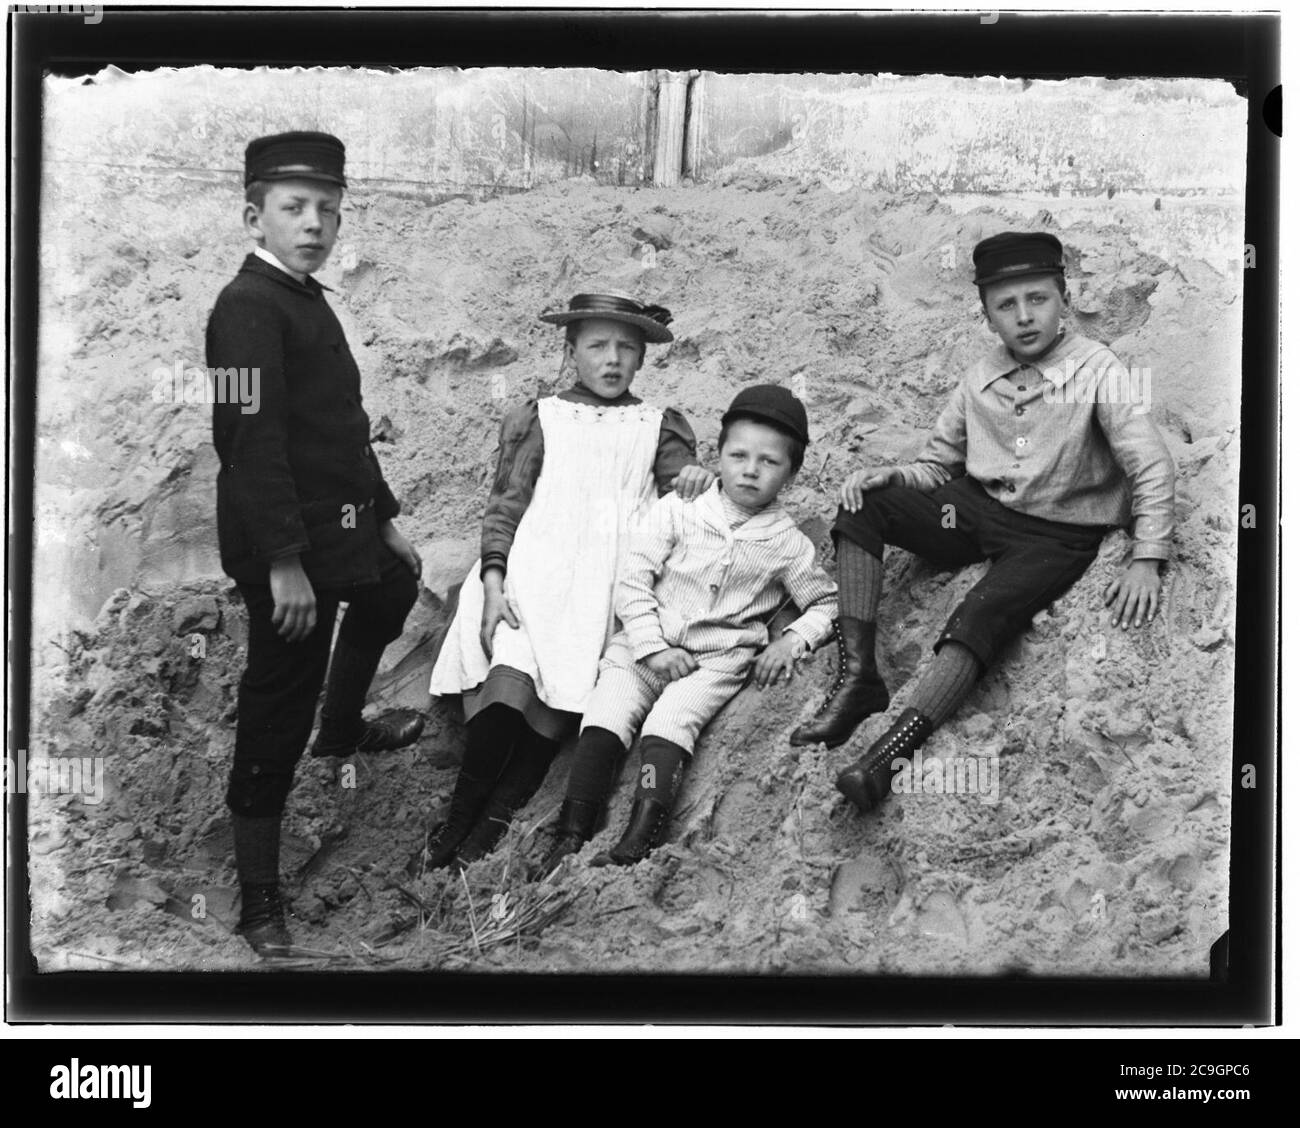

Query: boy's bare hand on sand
1104,559,1161,629
641,647,698,682
754,633,807,688
479,569,519,658
672,465,717,500
840,467,900,512
269,555,317,642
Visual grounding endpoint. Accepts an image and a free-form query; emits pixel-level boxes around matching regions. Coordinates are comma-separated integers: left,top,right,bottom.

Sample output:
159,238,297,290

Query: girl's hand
1104,559,1161,629
379,520,422,579
479,570,520,659
641,647,698,682
753,633,805,688
839,467,899,513
672,465,717,500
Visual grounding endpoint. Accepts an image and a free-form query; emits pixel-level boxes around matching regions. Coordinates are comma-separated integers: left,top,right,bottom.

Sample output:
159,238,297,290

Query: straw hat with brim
539,292,674,344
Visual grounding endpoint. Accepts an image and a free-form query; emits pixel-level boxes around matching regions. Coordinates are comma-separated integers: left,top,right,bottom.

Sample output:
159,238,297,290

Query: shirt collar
696,480,792,539
975,328,1109,390
240,251,333,295
718,480,768,526
558,382,642,408
253,245,308,284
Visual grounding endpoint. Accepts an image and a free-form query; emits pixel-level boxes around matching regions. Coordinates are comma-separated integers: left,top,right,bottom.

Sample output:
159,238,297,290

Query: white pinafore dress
429,395,665,727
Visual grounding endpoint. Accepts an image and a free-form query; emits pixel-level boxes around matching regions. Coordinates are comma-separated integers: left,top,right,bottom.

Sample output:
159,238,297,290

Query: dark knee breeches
227,551,418,816
832,476,1106,670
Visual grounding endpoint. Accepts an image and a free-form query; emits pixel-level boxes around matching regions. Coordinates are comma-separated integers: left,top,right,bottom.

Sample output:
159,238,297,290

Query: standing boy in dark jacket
209,132,423,956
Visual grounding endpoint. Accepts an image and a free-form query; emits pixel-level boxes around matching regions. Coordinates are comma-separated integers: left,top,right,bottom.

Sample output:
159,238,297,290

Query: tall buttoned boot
789,618,890,748
835,707,934,813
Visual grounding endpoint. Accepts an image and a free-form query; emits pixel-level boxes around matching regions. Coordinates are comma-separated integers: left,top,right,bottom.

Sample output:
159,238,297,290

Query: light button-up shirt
893,330,1176,560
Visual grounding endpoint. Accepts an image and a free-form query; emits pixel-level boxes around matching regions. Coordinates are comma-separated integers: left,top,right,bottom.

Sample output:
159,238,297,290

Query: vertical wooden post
640,71,657,183
683,71,705,180
653,69,690,186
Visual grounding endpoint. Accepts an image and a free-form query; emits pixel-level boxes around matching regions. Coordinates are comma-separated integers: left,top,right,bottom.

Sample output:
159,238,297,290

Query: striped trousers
580,631,749,753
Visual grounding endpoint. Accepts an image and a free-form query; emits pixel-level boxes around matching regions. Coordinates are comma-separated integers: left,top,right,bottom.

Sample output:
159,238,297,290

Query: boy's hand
269,555,317,642
672,465,717,500
753,633,807,688
641,647,698,682
840,467,900,513
379,520,422,579
1104,559,1162,629
479,568,519,659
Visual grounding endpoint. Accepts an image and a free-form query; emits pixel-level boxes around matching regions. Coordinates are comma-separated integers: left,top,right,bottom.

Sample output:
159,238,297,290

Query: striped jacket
618,483,837,670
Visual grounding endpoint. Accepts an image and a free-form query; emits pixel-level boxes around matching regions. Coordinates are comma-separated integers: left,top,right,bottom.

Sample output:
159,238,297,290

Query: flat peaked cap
972,231,1064,286
539,291,674,344
245,131,347,189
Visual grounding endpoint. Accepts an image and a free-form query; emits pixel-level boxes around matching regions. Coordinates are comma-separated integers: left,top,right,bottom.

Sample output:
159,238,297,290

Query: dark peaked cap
972,231,1065,285
245,131,347,188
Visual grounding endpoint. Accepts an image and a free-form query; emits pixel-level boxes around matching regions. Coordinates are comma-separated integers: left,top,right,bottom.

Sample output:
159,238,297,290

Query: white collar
695,480,793,540
976,328,1110,389
253,245,308,285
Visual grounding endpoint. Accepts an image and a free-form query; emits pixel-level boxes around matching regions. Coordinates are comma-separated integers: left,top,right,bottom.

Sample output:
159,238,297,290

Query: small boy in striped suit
538,386,837,872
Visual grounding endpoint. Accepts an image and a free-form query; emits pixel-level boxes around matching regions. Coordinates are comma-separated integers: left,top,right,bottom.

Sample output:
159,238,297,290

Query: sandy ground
29,168,1242,973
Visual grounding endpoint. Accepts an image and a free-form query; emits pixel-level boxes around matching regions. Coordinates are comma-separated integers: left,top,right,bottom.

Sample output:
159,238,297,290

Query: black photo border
6,5,1280,1027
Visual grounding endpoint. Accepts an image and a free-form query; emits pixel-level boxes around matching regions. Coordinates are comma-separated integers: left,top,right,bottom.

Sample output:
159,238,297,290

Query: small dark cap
721,384,810,446
539,291,674,343
245,131,347,189
972,231,1064,286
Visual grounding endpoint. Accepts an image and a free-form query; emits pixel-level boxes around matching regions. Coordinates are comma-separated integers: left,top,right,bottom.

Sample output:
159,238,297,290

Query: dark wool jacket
208,254,400,588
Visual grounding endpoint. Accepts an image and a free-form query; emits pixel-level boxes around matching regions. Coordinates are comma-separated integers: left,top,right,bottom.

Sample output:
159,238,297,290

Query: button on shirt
893,330,1176,560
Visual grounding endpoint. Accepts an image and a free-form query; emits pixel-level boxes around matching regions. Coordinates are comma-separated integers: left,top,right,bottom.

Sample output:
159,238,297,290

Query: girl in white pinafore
419,293,714,871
